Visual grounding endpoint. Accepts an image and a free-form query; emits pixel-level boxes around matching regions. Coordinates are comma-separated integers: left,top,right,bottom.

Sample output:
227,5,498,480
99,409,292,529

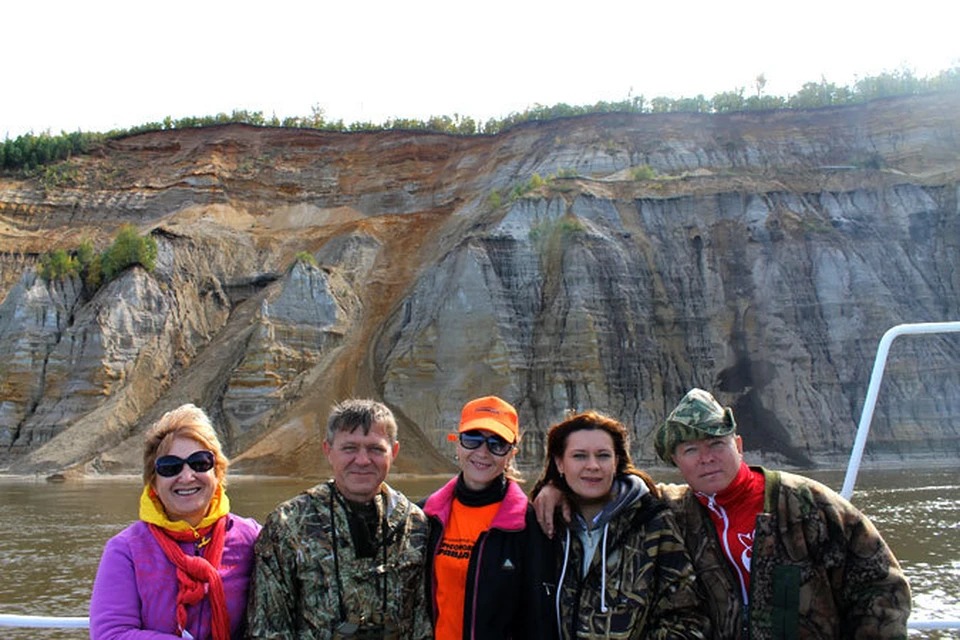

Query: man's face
323,421,399,503
672,434,743,495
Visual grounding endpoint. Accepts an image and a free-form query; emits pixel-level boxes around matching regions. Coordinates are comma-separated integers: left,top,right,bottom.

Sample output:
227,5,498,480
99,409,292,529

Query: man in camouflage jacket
246,399,431,639
655,389,910,640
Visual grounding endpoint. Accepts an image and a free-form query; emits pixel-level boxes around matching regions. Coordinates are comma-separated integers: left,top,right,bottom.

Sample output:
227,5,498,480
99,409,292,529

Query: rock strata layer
0,93,958,477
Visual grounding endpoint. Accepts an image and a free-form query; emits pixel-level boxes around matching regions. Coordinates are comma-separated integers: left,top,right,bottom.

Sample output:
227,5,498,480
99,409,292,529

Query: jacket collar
423,474,528,531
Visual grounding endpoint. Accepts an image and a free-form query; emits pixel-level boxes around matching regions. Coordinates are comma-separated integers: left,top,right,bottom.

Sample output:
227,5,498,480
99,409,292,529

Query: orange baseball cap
458,396,519,443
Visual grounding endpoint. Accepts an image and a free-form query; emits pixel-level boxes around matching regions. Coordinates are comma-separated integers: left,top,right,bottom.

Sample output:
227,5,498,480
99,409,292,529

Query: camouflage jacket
555,478,710,639
245,481,432,640
661,467,911,640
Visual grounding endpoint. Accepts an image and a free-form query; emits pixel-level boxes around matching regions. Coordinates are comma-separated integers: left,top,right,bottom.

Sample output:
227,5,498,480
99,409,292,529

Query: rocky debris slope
0,92,958,477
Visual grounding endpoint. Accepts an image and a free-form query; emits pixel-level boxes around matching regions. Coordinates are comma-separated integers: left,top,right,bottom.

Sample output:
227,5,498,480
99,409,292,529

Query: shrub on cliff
631,165,658,180
77,238,102,290
101,225,158,281
37,249,80,281
294,251,318,267
38,226,157,290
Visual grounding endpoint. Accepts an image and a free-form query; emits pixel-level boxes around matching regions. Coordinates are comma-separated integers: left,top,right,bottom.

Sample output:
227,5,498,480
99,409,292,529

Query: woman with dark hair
89,404,260,639
422,396,555,639
532,410,709,639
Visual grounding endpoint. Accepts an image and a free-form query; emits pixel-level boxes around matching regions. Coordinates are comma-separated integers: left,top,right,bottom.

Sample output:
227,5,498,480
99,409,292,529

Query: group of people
89,389,912,639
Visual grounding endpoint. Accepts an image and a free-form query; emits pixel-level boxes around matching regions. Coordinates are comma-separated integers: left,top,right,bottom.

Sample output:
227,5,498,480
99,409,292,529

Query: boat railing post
841,321,960,499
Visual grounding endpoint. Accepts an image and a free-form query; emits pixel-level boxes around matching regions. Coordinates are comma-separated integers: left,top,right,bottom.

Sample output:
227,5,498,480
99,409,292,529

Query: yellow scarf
140,483,233,640
139,483,231,532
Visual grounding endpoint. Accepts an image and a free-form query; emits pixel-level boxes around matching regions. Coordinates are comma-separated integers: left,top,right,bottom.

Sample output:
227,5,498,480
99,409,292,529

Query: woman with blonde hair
421,396,556,639
89,404,261,639
532,410,709,639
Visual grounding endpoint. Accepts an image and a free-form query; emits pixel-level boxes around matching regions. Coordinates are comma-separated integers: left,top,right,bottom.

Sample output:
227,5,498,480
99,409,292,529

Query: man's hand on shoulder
532,482,570,538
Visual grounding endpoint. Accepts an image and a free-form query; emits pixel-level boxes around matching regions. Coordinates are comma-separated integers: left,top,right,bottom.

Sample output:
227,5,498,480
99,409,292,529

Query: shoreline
0,457,956,484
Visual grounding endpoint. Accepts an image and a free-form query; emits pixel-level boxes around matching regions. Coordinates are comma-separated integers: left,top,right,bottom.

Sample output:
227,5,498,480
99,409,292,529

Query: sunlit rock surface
0,93,958,476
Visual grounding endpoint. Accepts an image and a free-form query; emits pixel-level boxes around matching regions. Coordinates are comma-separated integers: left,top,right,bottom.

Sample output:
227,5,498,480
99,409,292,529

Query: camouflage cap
655,388,737,465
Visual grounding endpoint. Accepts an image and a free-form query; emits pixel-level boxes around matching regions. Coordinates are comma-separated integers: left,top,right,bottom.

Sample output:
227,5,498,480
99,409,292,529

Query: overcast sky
5,0,957,138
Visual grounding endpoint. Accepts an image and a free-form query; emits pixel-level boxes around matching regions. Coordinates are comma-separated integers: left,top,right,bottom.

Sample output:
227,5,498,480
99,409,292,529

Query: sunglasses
155,450,216,478
459,431,514,456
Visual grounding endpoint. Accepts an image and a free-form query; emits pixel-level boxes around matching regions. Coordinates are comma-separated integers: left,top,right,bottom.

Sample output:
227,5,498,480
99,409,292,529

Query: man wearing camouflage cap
537,388,911,639
655,388,910,639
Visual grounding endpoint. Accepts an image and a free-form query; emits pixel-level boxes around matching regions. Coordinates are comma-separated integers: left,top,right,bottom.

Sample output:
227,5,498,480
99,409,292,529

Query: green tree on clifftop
4,66,958,173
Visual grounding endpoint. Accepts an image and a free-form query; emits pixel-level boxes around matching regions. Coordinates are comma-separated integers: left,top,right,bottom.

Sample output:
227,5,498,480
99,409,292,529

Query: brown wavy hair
142,404,229,487
532,410,657,498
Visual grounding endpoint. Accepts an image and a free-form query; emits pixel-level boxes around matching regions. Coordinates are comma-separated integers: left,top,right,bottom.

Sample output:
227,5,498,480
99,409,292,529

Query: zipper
698,492,752,638
467,530,489,640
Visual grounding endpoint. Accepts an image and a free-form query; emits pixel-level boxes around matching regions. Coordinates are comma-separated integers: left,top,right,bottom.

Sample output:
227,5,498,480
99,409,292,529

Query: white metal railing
840,321,960,634
841,321,960,498
0,613,88,628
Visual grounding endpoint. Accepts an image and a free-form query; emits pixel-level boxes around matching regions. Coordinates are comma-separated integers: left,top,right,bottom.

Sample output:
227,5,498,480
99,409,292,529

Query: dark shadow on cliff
729,390,812,467
717,356,812,467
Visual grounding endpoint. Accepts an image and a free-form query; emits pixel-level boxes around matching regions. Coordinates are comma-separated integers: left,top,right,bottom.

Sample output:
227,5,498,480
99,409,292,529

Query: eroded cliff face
1,93,958,477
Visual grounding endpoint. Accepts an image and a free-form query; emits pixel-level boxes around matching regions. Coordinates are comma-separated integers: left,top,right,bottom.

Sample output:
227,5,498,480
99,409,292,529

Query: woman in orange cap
421,396,556,639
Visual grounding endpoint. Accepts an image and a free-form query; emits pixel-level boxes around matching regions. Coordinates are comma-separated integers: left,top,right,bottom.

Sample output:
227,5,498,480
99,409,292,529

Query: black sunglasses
459,431,513,456
155,450,216,478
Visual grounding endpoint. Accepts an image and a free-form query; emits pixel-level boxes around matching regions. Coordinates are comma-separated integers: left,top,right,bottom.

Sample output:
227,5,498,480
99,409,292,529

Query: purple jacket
89,515,261,639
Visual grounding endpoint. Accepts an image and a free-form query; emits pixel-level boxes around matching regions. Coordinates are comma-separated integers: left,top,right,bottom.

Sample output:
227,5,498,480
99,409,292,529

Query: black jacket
422,475,557,640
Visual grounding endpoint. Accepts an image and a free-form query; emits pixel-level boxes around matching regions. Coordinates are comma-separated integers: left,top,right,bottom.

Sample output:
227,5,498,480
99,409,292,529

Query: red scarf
149,517,230,640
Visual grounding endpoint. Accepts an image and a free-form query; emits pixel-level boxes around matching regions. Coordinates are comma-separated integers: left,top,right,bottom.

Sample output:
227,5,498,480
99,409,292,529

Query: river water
0,467,956,639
